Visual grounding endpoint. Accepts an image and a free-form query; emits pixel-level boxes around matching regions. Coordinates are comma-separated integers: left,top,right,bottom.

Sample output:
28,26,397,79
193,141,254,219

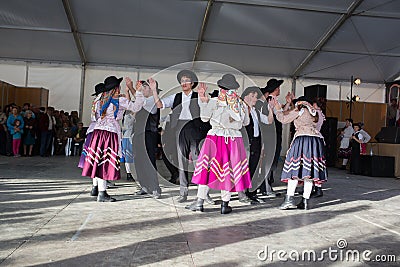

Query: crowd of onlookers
0,103,86,157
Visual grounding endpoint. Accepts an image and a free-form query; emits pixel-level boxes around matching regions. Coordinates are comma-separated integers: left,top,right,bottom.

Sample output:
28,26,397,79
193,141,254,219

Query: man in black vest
240,86,274,204
155,70,212,203
259,79,292,196
126,78,162,198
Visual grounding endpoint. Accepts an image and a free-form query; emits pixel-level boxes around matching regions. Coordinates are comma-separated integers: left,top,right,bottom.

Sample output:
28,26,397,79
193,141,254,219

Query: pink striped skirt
81,130,120,181
192,135,251,192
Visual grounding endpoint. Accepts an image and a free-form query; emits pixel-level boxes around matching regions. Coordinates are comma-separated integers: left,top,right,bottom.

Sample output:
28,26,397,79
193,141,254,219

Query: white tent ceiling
0,0,399,83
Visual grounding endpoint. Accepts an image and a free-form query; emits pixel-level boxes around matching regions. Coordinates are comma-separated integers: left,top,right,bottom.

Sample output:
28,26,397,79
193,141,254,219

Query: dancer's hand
198,82,209,103
136,81,143,92
148,78,157,93
125,77,134,90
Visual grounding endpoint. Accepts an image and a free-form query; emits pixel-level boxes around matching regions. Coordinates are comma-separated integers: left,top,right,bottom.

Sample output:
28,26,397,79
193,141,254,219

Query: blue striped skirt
281,135,327,184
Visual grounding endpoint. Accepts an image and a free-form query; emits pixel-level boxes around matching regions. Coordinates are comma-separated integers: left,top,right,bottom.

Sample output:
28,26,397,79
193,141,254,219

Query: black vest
170,92,201,129
134,107,160,134
245,109,261,139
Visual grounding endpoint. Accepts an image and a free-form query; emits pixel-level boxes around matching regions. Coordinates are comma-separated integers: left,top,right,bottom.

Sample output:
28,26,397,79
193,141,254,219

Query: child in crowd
11,119,23,157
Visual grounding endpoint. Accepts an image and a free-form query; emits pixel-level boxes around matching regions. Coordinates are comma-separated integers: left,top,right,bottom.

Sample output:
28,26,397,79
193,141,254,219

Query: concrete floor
0,155,399,267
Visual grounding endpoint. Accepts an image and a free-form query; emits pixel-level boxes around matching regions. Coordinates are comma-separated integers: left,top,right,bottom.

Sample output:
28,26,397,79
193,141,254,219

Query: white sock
92,177,98,186
303,179,314,199
98,179,107,191
287,179,298,196
342,159,348,166
315,183,322,188
221,190,231,202
125,163,131,174
197,184,210,200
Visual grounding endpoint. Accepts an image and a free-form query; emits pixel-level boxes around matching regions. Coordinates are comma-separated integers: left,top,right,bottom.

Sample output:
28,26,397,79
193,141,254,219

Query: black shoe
297,197,309,210
279,195,297,210
340,165,346,170
185,198,204,212
97,191,116,202
127,173,135,181
249,195,265,204
310,187,323,198
135,188,148,195
90,185,98,196
221,201,232,214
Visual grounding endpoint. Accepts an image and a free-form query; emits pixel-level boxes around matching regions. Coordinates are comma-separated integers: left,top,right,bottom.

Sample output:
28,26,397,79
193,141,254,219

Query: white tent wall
27,64,82,111
0,60,27,86
0,61,82,112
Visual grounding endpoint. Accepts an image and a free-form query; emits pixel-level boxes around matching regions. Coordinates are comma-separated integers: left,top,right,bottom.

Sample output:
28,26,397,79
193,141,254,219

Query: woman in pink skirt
82,76,145,202
186,74,251,214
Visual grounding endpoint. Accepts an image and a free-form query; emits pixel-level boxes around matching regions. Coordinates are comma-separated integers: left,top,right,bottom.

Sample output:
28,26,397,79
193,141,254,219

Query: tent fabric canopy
0,0,399,83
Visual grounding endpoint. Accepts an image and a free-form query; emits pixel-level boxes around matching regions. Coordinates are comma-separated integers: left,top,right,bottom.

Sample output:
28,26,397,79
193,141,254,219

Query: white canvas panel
27,64,82,111
0,61,27,86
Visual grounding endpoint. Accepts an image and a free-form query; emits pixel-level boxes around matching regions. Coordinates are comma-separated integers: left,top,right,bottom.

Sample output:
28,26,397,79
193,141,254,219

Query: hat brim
177,70,198,89
104,77,123,90
217,80,240,90
262,79,284,94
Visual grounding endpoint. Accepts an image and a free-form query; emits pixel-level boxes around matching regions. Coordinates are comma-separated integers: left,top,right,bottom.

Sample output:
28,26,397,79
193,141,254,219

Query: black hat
104,76,123,91
177,70,198,89
293,95,313,105
209,90,219,98
217,74,240,90
241,86,262,99
261,78,284,94
92,83,105,96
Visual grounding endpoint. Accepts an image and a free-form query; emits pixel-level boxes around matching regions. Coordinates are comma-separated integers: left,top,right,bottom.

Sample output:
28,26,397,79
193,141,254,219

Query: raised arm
148,77,163,109
273,99,299,124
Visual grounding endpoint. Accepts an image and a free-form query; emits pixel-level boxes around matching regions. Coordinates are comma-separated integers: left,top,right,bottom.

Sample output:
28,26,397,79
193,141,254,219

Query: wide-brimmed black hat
217,74,240,90
241,86,262,99
209,90,219,98
261,78,283,94
293,95,313,105
177,70,198,89
92,82,105,96
104,76,123,91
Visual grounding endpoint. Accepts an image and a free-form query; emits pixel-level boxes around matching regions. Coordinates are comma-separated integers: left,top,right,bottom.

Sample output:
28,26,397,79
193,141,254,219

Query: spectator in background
70,111,80,131
7,106,24,156
0,107,7,155
387,99,398,126
38,107,56,157
55,121,72,155
338,118,354,170
23,110,36,157
21,103,35,118
4,104,16,156
10,119,23,157
350,123,365,174
71,122,86,156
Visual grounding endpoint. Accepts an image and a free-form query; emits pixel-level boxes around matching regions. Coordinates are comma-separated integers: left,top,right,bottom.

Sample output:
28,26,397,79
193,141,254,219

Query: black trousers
246,136,261,198
133,131,160,194
176,121,201,196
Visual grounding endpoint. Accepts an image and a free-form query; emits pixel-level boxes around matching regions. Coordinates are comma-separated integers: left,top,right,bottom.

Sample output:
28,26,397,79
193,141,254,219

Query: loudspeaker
320,117,338,167
304,84,327,99
375,127,400,144
360,155,395,177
